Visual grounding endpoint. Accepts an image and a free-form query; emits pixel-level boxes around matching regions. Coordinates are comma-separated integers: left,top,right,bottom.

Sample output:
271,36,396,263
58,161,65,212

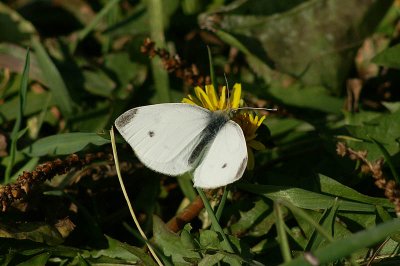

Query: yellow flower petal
218,86,227,110
194,86,204,101
257,115,266,126
182,82,271,174
205,84,218,108
182,98,195,105
249,113,255,124
230,83,242,109
195,86,215,110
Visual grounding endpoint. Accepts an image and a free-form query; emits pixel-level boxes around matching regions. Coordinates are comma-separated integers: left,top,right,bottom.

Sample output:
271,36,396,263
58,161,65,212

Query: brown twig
336,142,400,215
141,37,210,86
0,152,111,212
166,195,204,232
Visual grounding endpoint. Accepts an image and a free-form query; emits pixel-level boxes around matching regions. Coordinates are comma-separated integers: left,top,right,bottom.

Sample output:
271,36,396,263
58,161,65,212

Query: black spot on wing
115,109,138,129
222,163,227,168
148,131,155,137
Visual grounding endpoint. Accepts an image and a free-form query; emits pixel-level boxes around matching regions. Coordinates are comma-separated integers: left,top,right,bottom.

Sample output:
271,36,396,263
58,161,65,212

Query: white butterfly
115,103,248,189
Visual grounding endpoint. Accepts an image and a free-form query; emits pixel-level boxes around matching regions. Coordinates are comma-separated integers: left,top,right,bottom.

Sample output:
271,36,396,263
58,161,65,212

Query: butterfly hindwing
115,103,211,175
192,120,248,188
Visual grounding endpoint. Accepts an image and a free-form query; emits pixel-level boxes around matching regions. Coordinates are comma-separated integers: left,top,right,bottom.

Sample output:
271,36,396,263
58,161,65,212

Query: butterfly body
115,103,247,188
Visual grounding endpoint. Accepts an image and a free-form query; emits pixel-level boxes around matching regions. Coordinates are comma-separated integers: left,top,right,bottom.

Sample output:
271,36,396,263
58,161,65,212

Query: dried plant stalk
0,152,111,212
336,142,400,215
141,38,210,86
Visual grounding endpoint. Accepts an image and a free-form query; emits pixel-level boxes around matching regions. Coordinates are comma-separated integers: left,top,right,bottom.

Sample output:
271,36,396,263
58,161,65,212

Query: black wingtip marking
148,131,155,137
222,163,227,168
115,109,138,128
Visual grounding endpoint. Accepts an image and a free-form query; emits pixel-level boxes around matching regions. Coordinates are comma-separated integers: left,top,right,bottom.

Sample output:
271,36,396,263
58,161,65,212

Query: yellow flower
182,83,266,170
182,83,241,110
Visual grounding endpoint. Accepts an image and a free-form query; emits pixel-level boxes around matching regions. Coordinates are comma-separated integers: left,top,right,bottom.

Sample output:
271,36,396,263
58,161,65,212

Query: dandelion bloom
182,83,267,170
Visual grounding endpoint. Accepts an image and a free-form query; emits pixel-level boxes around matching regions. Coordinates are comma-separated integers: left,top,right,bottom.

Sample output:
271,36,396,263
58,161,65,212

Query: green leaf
0,222,64,246
0,91,55,122
238,183,384,212
372,44,400,69
375,205,400,242
83,69,116,97
31,39,73,117
267,85,343,114
5,48,30,182
382,101,400,113
104,52,147,93
199,230,220,250
89,236,159,266
0,3,37,43
345,109,400,161
282,218,400,266
0,43,45,85
180,225,197,250
0,2,72,118
89,236,142,263
230,199,275,237
69,101,112,132
153,215,201,264
196,188,237,262
23,132,110,156
198,253,225,266
289,208,334,244
307,199,338,251
117,242,159,266
16,252,51,266
317,174,392,207
213,29,274,83
103,4,148,37
201,0,393,92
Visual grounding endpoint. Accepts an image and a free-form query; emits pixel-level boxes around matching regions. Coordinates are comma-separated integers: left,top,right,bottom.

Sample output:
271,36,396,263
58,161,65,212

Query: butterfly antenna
236,107,278,112
224,73,230,109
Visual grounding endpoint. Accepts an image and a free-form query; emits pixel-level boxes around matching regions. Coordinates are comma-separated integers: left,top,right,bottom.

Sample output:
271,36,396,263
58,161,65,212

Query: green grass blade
77,0,121,42
177,173,197,201
215,186,228,221
282,218,400,266
4,48,30,183
282,200,334,243
197,188,240,265
31,39,73,117
147,0,170,103
306,199,338,251
275,202,292,262
207,46,218,90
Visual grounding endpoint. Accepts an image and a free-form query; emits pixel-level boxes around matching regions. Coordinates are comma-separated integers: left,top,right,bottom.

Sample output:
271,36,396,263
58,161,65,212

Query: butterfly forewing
115,103,211,175
193,120,248,188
